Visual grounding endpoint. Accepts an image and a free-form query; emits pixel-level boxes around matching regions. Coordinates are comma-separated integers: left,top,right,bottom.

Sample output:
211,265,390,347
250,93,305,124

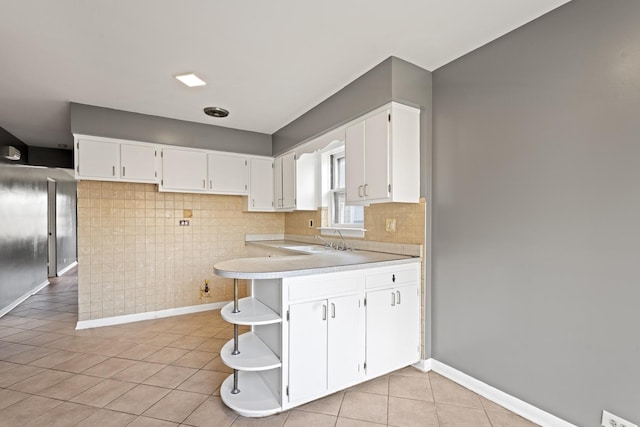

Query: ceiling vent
1,146,21,161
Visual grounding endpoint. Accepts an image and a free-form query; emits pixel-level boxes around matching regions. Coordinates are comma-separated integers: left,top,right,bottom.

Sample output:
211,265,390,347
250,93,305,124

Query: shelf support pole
232,324,240,355
232,278,240,313
231,369,240,394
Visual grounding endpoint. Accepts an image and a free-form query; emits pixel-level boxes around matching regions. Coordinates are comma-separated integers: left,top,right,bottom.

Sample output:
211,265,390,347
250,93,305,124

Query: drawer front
287,270,364,301
365,264,419,290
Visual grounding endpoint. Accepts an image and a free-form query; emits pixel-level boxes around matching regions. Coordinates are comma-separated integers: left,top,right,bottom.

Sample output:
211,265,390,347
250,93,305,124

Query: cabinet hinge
76,142,79,150
286,385,289,396
271,201,274,207
155,150,157,157
155,171,157,178
245,160,248,166
364,362,367,370
272,162,274,168
286,310,290,321
161,179,163,186
245,184,247,190
76,165,79,173
388,113,391,122
388,184,391,193
161,151,163,158
364,298,367,307
294,154,297,160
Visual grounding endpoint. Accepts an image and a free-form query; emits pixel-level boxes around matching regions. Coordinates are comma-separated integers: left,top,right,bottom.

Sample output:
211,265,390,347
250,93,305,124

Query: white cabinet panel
76,138,119,179
208,153,248,195
246,158,274,211
274,152,296,210
363,110,390,201
327,293,363,390
365,283,420,378
295,152,318,211
365,287,397,378
288,300,328,404
121,143,157,182
288,293,363,404
345,103,419,205
161,148,207,192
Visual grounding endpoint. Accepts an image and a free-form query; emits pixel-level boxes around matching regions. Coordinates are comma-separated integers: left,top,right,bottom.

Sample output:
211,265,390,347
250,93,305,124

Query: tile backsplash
78,180,426,337
77,181,284,321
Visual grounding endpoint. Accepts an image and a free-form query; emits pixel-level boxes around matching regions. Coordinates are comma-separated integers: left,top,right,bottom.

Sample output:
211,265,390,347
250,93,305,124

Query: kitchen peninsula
214,239,422,417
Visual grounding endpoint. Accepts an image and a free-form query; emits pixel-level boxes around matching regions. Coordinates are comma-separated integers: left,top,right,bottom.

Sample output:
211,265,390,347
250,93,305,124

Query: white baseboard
0,280,50,318
57,261,78,276
429,359,576,427
412,358,432,372
76,301,230,330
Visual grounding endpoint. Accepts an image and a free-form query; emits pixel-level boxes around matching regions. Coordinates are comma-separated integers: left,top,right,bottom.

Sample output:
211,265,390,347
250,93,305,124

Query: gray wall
272,56,432,199
432,1,640,425
0,126,28,166
55,174,77,273
272,57,394,156
0,165,76,314
70,103,272,156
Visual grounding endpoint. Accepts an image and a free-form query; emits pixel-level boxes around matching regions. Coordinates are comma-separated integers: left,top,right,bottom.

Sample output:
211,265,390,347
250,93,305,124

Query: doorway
47,179,57,277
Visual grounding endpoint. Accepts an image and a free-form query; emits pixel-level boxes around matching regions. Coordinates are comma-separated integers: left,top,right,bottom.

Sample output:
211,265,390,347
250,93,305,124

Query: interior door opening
47,179,57,278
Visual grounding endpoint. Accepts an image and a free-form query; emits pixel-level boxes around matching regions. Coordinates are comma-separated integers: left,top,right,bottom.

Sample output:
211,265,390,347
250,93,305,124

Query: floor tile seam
433,400,486,411
141,389,211,424
387,393,436,405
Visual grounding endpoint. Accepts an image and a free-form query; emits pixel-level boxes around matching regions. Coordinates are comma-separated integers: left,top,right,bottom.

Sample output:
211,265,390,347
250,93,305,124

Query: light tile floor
0,267,538,426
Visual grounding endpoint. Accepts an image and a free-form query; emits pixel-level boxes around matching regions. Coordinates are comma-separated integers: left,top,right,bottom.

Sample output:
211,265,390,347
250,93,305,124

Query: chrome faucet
335,229,349,251
314,235,334,248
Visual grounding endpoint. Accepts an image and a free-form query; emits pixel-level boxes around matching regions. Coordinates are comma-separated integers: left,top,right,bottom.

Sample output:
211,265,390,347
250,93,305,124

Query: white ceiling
0,0,570,149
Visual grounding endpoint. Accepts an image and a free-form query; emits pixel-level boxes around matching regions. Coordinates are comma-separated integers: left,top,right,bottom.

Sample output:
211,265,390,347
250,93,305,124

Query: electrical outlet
385,218,396,232
602,410,637,427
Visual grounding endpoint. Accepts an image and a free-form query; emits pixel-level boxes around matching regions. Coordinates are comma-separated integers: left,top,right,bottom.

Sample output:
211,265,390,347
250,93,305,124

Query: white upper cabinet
345,102,420,205
120,143,158,182
295,152,319,211
245,157,274,212
160,147,208,192
207,152,248,195
75,135,158,183
274,152,296,211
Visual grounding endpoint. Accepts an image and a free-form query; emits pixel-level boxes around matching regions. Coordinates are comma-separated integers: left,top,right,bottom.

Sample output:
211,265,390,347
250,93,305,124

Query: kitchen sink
282,245,336,254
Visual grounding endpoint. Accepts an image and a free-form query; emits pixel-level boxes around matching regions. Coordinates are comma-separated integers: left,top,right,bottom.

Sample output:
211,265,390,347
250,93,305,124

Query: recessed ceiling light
175,73,206,87
204,107,229,118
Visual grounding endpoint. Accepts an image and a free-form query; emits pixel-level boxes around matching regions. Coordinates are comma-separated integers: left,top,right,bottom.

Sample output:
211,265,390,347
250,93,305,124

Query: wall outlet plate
385,218,396,232
602,410,637,427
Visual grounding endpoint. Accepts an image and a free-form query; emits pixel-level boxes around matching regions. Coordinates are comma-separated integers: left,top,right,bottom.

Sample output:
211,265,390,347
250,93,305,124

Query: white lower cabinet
288,293,363,404
217,261,420,417
365,282,420,378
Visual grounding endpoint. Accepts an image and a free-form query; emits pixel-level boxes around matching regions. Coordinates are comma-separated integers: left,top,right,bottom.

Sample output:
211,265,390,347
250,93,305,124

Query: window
330,151,364,227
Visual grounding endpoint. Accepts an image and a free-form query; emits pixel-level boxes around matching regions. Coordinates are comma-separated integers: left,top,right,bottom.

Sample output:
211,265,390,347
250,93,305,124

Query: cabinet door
161,148,207,191
394,284,420,367
248,158,274,211
363,110,390,201
281,152,296,209
345,121,365,204
288,300,328,404
121,143,157,182
208,153,248,194
295,152,318,211
365,288,397,378
77,139,119,179
274,157,284,209
328,294,363,390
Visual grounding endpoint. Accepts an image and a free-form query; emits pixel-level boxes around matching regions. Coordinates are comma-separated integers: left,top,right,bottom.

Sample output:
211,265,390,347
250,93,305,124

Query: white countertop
214,240,419,279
